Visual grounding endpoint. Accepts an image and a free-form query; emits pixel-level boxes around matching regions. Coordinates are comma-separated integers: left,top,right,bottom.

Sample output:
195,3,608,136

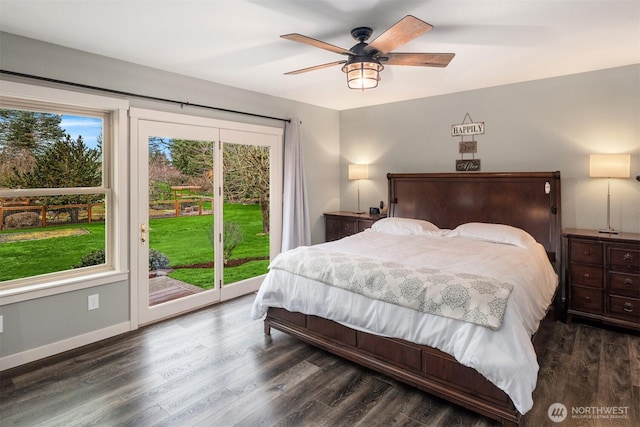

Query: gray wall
0,281,129,354
339,65,640,234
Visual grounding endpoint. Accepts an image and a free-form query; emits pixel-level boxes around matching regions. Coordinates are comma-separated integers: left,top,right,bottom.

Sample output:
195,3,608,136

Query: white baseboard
0,321,132,371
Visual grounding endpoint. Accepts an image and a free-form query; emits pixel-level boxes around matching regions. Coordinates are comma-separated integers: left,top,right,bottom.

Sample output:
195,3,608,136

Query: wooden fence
0,197,212,231
0,203,106,231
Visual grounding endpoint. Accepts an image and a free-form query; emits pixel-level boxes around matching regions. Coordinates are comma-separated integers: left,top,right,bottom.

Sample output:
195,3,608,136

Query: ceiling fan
281,15,455,90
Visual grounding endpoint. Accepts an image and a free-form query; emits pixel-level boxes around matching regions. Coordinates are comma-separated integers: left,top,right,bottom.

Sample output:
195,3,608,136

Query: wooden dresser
563,228,640,330
324,211,383,242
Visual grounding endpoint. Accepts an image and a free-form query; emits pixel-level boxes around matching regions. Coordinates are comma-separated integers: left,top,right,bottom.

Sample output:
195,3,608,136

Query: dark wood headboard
387,172,561,268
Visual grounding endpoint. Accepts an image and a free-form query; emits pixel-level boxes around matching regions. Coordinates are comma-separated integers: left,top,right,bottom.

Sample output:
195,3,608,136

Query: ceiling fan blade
365,15,433,54
284,60,347,75
281,33,353,56
382,52,455,67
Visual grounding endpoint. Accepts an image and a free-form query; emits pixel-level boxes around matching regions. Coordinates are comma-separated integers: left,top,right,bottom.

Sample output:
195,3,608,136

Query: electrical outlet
88,294,99,311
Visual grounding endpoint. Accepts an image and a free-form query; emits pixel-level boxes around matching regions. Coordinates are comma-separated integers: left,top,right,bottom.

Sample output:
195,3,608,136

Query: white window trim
0,81,129,305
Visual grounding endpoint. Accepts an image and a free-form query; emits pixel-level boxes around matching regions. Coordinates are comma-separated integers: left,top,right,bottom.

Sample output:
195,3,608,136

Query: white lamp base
599,179,620,234
353,179,364,214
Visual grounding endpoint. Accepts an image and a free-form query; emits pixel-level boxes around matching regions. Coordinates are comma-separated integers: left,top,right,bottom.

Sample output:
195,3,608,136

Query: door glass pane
147,136,215,306
222,142,270,285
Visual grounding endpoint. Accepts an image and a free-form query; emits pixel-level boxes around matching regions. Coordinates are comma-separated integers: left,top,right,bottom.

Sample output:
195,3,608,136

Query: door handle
141,223,147,244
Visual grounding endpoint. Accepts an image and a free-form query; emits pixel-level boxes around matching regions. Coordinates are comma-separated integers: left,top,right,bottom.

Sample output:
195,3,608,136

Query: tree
0,147,35,187
148,150,183,201
170,139,214,178
10,134,101,188
9,134,102,222
0,109,67,187
0,109,65,154
223,144,270,233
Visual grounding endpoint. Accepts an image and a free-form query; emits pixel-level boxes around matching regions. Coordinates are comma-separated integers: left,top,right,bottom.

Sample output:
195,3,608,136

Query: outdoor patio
149,275,203,306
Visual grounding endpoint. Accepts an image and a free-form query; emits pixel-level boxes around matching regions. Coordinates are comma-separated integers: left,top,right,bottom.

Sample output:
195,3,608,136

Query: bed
251,172,561,426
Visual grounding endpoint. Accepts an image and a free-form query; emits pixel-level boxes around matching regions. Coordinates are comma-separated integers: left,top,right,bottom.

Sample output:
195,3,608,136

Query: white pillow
446,222,536,248
370,217,441,235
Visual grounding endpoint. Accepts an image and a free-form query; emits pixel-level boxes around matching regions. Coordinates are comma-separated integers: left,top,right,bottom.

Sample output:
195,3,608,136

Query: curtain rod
0,69,290,124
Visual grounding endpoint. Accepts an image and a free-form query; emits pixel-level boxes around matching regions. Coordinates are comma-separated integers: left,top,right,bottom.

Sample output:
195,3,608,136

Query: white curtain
281,118,311,251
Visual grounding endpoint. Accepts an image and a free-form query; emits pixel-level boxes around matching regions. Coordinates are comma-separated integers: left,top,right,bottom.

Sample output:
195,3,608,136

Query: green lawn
0,203,269,287
0,222,105,281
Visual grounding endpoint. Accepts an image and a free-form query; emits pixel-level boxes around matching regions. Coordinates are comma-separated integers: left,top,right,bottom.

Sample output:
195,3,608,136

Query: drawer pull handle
623,302,634,313
583,250,591,256
584,296,591,302
583,273,591,279
622,253,634,263
623,278,633,286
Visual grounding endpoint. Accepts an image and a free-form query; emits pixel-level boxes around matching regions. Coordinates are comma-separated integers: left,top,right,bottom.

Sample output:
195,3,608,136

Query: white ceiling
1,0,638,111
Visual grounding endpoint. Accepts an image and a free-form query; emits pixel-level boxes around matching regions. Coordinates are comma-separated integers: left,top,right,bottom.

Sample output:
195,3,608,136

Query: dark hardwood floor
1,294,638,426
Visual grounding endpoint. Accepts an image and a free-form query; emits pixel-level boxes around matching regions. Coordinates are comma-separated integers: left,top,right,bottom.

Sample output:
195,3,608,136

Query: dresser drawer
358,219,374,232
609,272,640,297
608,295,640,324
609,247,640,271
570,241,603,264
570,264,603,288
325,212,382,242
326,218,340,235
326,217,358,239
571,286,603,314
340,219,357,236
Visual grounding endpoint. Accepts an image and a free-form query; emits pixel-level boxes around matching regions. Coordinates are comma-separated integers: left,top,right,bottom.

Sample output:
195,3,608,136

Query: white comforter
251,229,558,414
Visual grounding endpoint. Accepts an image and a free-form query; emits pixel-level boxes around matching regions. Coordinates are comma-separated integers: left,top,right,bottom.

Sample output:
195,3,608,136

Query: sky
59,115,103,150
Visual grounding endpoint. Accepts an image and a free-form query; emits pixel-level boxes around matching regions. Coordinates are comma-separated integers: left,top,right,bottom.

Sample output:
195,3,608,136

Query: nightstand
563,228,640,330
324,211,384,242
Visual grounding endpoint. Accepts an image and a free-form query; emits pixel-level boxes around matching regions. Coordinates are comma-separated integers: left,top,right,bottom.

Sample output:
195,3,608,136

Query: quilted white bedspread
251,229,558,414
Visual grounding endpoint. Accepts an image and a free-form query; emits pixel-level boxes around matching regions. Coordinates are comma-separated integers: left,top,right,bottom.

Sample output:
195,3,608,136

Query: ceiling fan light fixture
342,60,383,90
282,16,452,89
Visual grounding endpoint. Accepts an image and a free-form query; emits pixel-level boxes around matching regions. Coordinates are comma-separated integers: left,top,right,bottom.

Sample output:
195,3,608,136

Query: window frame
0,81,129,304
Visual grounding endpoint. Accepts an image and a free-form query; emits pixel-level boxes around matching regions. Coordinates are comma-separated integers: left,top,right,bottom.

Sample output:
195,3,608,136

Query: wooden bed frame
264,172,562,426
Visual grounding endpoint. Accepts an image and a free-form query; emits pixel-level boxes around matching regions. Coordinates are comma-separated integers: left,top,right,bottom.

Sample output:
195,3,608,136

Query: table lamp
589,153,630,234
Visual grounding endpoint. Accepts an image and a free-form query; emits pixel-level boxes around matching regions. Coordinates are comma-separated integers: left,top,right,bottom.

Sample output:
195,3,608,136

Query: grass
0,222,105,281
0,203,269,286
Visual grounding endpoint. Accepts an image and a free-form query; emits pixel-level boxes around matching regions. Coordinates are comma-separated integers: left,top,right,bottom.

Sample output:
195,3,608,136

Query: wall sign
456,159,481,171
451,122,485,136
452,113,483,171
459,140,477,153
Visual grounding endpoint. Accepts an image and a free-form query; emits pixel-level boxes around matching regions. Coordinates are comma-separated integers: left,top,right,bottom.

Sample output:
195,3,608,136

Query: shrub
207,220,244,264
73,249,105,268
223,221,243,264
74,248,170,270
4,212,40,229
149,249,170,271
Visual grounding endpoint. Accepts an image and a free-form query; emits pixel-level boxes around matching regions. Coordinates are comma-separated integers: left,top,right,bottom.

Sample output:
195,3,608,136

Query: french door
130,109,282,325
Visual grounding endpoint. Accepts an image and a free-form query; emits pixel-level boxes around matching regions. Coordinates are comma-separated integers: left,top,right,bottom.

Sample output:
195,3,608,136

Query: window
0,82,128,297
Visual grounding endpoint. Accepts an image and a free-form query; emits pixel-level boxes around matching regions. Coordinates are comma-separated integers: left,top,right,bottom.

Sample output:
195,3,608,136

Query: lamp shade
348,164,368,180
343,61,383,90
589,154,631,178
